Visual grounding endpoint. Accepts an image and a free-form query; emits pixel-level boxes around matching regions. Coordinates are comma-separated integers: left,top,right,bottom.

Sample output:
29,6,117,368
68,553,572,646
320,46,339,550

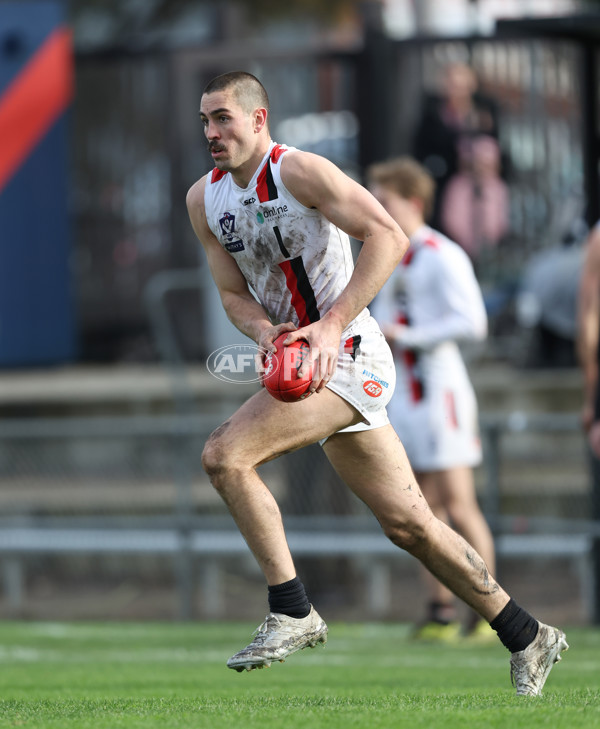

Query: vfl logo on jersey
219,212,245,252
363,380,383,398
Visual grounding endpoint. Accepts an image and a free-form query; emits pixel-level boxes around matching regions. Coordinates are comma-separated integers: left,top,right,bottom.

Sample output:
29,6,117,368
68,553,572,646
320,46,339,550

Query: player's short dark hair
367,156,436,221
203,71,270,117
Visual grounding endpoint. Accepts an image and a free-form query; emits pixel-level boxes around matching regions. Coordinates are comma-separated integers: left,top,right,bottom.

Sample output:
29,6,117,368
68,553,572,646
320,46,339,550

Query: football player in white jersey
368,156,496,643
185,71,566,693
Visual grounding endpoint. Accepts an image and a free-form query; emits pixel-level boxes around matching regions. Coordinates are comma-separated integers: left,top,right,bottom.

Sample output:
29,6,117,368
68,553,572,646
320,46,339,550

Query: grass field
0,620,597,729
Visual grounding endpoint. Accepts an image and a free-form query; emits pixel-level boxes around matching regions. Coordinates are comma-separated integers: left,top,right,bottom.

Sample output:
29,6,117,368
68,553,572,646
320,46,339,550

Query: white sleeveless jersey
204,141,369,333
371,224,487,399
370,225,487,469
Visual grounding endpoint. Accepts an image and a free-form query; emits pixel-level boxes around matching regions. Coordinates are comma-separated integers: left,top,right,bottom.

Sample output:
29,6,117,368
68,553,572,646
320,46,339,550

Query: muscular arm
278,151,409,387
577,226,600,429
282,151,409,332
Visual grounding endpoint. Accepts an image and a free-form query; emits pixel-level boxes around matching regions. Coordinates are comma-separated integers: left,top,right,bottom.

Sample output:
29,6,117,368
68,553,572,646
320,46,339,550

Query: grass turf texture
0,621,597,729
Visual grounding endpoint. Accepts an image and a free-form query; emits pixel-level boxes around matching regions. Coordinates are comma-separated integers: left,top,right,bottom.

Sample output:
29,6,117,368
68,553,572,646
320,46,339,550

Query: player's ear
254,108,268,134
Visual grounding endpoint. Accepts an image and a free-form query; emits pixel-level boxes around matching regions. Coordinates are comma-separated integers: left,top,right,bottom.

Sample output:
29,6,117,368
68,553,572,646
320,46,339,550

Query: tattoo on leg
466,549,500,595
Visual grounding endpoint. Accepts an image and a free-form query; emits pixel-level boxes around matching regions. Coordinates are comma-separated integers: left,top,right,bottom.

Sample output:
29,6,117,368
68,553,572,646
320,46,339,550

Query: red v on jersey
257,144,286,202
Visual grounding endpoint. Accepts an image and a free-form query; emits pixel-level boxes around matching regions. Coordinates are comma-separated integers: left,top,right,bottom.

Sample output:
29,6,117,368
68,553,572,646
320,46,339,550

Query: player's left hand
283,316,343,394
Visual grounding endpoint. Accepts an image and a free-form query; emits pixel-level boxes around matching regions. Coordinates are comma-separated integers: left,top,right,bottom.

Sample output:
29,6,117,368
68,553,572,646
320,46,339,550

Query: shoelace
251,614,281,645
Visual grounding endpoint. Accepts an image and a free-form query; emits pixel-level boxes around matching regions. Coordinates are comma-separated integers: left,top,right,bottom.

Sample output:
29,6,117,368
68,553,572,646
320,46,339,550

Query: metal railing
0,409,595,620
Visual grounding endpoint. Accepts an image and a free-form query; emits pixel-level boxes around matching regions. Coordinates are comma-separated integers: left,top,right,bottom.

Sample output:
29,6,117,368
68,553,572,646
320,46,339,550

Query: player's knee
201,437,221,479
201,424,234,480
382,514,431,554
201,423,254,493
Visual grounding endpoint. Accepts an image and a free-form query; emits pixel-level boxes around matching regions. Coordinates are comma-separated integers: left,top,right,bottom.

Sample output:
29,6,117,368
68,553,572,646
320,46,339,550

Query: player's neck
231,138,273,189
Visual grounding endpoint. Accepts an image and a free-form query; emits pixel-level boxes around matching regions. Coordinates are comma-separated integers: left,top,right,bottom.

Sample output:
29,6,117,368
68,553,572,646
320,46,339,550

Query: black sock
490,598,539,653
268,577,311,618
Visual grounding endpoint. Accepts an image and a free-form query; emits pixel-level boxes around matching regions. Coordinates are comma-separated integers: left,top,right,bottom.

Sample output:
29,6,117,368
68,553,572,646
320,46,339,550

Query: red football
262,333,313,402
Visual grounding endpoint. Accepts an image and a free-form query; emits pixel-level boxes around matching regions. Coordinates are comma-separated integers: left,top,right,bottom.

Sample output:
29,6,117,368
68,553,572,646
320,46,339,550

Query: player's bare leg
437,466,496,581
203,394,567,690
201,387,361,670
323,425,509,621
411,474,461,641
415,468,496,640
437,466,497,639
202,387,361,583
324,425,568,694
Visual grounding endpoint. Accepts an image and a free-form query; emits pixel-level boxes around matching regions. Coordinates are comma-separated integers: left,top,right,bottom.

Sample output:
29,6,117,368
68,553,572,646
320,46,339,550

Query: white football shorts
387,372,482,471
322,315,396,442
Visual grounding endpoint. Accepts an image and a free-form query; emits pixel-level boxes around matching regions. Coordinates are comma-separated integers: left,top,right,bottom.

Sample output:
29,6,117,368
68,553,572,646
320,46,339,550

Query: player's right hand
255,323,298,383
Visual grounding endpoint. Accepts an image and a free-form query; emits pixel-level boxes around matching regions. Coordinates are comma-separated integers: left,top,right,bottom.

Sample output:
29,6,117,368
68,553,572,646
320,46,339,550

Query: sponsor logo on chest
257,204,288,223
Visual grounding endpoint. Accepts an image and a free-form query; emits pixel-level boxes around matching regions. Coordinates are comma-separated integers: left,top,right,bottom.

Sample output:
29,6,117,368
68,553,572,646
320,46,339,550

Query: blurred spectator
412,62,500,234
440,134,510,264
517,235,584,369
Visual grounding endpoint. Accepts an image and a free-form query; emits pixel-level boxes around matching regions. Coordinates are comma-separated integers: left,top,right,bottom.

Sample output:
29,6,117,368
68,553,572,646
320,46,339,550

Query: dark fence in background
0,408,593,623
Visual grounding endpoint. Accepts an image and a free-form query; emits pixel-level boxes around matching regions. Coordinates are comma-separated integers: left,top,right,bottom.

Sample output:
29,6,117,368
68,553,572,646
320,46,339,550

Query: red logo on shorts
363,380,383,398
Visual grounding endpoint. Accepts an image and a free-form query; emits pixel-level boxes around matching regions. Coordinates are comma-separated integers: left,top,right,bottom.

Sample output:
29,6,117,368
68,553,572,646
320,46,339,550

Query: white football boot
510,622,569,695
227,605,328,672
